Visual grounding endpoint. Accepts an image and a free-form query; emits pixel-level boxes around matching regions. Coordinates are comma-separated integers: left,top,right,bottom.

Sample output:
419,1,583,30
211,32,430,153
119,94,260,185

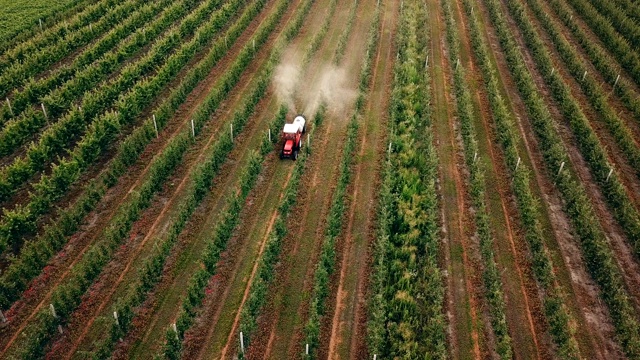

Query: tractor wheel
293,150,298,160
302,124,306,133
280,151,284,159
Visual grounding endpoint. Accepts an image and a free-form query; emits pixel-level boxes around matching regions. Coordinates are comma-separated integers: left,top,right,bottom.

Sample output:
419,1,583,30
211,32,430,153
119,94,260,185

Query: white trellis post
41,103,48,121
425,55,429,68
153,115,158,137
305,343,309,355
516,157,521,171
172,323,178,340
89,23,93,32
240,331,245,354
473,152,477,163
0,309,6,323
58,325,63,334
582,71,587,81
307,133,310,148
614,74,620,88
230,123,233,142
268,128,271,142
606,168,614,182
373,355,377,360
39,19,43,30
6,98,12,116
557,161,565,176
253,39,255,52
388,142,392,156
50,304,57,318
191,119,195,138
113,311,119,326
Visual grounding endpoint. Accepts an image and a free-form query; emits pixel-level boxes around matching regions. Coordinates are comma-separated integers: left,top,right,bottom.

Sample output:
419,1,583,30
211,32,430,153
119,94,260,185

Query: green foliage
0,0,144,100
503,0,640,251
368,1,446,358
0,0,247,257
479,0,640,355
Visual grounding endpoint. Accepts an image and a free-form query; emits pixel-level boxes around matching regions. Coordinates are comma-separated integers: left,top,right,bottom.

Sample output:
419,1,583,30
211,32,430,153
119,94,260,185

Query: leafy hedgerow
369,1,447,358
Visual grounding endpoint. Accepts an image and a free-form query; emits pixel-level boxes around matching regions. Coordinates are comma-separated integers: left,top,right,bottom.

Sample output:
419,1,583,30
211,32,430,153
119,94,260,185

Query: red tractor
280,115,306,160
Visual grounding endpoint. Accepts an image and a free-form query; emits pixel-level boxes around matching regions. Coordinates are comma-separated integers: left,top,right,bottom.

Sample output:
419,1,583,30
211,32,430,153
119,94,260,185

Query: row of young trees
0,0,192,154
459,0,582,357
0,0,267,312
0,0,146,100
0,0,224,202
0,0,250,257
501,0,640,250
480,0,640,355
563,0,640,88
162,106,288,360
517,0,640,182
0,0,95,56
89,60,287,360
368,1,446,358
542,0,640,126
5,0,290,356
301,4,380,357
0,0,120,67
440,0,513,357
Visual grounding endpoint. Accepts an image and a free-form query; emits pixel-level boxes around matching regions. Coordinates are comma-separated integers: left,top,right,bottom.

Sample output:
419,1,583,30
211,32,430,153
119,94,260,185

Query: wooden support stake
557,161,565,176
606,168,613,182
6,98,12,116
50,304,57,318
191,119,195,138
240,331,245,354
